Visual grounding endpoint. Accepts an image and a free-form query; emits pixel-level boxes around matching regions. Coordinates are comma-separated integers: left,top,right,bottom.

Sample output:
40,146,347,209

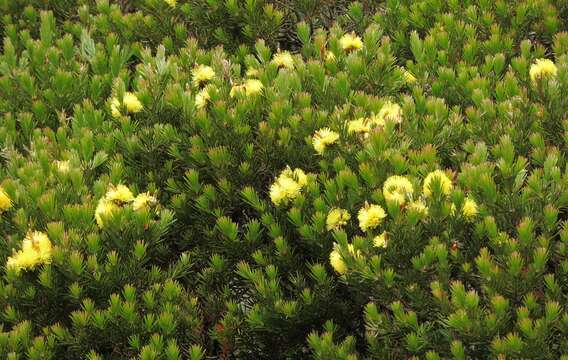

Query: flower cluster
0,186,12,213
95,184,157,227
326,208,351,231
6,232,53,272
383,175,414,205
192,65,216,87
529,58,558,83
1,1,567,358
110,92,144,118
357,203,387,232
340,32,363,52
269,167,308,205
271,51,295,69
231,79,264,97
312,128,340,154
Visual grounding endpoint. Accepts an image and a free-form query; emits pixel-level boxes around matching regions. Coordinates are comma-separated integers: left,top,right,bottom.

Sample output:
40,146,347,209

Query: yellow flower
358,204,387,232
329,248,347,274
95,199,118,227
0,186,13,213
6,256,18,270
272,51,294,69
270,178,301,206
347,118,371,134
192,65,215,87
378,101,403,124
281,167,308,187
165,0,176,7
408,200,429,216
105,184,134,203
368,113,386,128
277,176,302,195
25,231,53,263
110,97,122,118
312,128,340,155
230,84,244,98
123,92,143,113
340,32,363,52
423,170,453,197
326,208,351,231
383,176,414,205
529,58,557,82
462,197,478,218
132,192,157,211
244,79,264,96
6,231,53,272
269,167,308,205
7,250,40,271
195,87,211,110
54,160,70,174
269,183,287,206
373,232,388,248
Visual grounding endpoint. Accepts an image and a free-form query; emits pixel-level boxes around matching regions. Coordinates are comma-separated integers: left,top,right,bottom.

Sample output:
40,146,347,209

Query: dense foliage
1,0,568,359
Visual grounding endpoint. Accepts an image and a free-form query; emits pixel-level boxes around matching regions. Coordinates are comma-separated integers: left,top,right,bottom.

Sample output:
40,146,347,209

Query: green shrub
1,0,378,53
1,0,568,359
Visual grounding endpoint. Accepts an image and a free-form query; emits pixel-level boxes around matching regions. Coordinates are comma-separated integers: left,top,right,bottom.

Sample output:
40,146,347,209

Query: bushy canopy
1,0,568,359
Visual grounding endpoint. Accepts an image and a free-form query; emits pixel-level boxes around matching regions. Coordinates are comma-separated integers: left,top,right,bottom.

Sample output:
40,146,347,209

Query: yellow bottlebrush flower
24,231,53,263
110,97,122,118
358,203,387,232
326,208,351,231
270,177,301,206
270,167,308,205
277,176,302,195
462,197,478,218
54,160,70,174
312,128,340,155
5,256,18,270
529,58,557,82
132,192,157,211
230,84,244,98
269,183,287,206
105,184,134,203
423,170,453,197
123,92,143,113
373,232,388,248
246,68,259,78
340,32,363,52
95,199,118,227
6,231,53,272
244,79,264,96
378,101,403,124
329,248,347,274
408,199,429,216
165,0,176,7
7,250,40,271
192,65,215,87
281,167,308,187
195,87,211,110
347,118,371,134
0,186,13,213
383,176,414,206
272,51,294,69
